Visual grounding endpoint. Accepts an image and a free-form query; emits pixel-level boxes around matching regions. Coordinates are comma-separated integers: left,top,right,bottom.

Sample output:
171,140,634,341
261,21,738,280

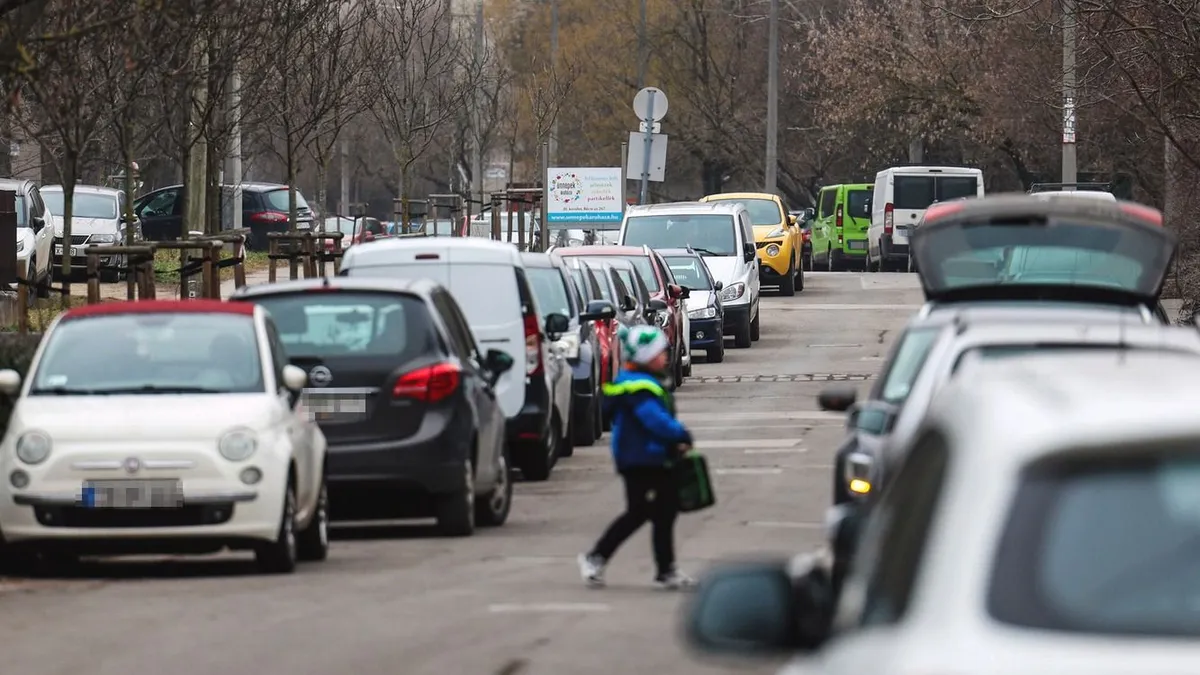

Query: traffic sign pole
639,95,655,205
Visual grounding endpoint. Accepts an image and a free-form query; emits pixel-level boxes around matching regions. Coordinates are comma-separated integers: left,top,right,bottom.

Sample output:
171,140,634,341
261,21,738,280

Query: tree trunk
206,135,221,235
287,137,298,232
59,161,77,299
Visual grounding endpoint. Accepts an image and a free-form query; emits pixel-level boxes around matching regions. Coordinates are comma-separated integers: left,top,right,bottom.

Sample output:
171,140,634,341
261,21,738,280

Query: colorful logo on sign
551,172,582,204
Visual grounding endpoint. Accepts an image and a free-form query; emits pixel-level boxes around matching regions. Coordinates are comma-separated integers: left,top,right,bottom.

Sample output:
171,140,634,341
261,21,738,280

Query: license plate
81,479,183,509
303,393,368,422
847,240,866,250
54,245,82,256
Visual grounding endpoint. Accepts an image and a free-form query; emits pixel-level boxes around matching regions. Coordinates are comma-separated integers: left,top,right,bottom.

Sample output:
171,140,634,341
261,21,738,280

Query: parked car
790,208,816,270
0,299,328,574
687,349,1200,675
561,257,621,388
133,183,316,249
867,165,984,271
41,184,140,280
617,202,760,349
700,192,804,295
593,257,654,330
812,183,872,271
338,238,573,480
0,178,54,298
521,252,616,447
658,247,725,363
556,244,692,382
231,277,515,536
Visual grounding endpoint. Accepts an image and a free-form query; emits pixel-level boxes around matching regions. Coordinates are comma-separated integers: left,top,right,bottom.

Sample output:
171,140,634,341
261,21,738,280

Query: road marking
860,356,884,361
700,439,802,449
680,411,843,421
714,467,783,475
768,304,923,311
807,343,862,348
744,521,824,529
488,602,611,614
689,423,821,431
744,447,807,454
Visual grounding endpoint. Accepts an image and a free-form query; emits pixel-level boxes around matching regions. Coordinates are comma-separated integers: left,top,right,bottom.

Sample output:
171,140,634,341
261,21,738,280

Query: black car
521,252,617,448
133,182,316,249
231,277,515,537
657,247,726,363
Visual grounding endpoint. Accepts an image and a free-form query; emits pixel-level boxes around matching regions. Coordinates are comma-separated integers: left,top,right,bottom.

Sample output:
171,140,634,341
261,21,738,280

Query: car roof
0,178,32,191
921,192,1161,228
41,184,121,197
933,351,1200,468
911,301,1159,329
341,236,524,268
519,251,566,269
947,321,1200,352
655,248,702,257
61,299,256,321
700,192,779,201
230,276,441,299
624,201,742,215
143,182,294,194
554,245,649,257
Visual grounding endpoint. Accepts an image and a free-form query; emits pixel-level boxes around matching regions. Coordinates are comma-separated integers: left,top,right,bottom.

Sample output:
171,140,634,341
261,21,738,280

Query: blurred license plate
54,245,82,256
304,393,368,422
848,240,866,250
81,479,182,509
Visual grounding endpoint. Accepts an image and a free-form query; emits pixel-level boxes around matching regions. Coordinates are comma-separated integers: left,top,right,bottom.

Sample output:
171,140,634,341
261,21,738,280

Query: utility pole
472,0,484,210
230,67,243,230
548,0,559,167
637,0,647,89
764,0,779,192
1061,0,1077,185
340,138,350,216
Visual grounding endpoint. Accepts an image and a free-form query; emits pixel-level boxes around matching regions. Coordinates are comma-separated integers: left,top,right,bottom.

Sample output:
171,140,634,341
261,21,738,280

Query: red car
554,245,690,386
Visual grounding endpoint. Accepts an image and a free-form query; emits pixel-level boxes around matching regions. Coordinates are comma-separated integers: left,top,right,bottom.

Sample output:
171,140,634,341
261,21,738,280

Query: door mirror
483,348,514,376
678,286,691,299
788,214,798,226
684,556,834,656
580,300,617,322
668,283,684,300
818,386,857,412
804,207,816,220
713,280,724,291
620,294,637,312
544,312,570,340
742,242,756,263
647,298,669,312
281,364,308,392
31,216,44,232
0,368,22,396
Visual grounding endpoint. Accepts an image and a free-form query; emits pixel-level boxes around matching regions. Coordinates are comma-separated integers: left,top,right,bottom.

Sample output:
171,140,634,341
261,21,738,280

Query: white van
338,238,573,480
618,201,761,349
869,166,985,272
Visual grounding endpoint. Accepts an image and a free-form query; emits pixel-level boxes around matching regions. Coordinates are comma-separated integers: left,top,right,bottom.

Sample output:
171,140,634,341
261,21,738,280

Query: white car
686,349,1200,674
0,299,329,575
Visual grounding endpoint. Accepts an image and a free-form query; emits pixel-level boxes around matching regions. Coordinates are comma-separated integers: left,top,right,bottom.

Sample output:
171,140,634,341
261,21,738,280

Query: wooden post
201,248,214,298
141,259,156,299
304,233,318,278
87,254,100,304
16,264,27,334
332,233,343,274
268,236,278,283
233,235,247,288
207,242,221,298
125,250,136,301
288,237,299,280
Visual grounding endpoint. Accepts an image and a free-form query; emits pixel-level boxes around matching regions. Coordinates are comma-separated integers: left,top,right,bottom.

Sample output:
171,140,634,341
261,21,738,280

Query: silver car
41,184,139,279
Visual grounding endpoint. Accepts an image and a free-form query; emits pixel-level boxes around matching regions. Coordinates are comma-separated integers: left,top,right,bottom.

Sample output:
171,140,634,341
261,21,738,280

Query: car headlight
719,282,746,302
91,234,117,244
766,244,781,257
15,431,51,465
688,306,717,319
557,332,580,359
654,310,670,327
218,428,258,461
766,228,786,239
15,238,25,253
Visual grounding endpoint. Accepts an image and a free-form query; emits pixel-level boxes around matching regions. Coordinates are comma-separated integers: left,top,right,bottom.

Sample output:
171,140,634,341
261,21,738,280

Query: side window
446,297,481,362
139,188,180,218
875,327,940,404
851,428,950,627
654,253,676,286
28,187,43,217
431,292,474,362
819,188,837,217
263,319,290,387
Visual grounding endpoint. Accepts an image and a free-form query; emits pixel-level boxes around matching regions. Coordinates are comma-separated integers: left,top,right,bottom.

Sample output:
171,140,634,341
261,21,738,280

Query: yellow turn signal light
848,478,872,494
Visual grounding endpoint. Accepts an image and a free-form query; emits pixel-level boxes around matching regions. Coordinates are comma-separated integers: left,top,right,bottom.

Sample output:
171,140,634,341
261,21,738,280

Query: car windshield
324,217,356,236
41,191,117,219
622,214,737,256
950,344,1191,373
527,267,573,318
717,198,781,226
916,220,1174,299
878,327,939,404
664,256,712,290
30,313,264,394
253,293,429,358
989,453,1200,637
264,189,310,211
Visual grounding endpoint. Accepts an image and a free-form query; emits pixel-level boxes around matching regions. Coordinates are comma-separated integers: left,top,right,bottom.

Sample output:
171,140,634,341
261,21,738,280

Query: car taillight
392,362,461,402
835,204,843,229
524,311,543,376
249,211,288,224
884,203,894,235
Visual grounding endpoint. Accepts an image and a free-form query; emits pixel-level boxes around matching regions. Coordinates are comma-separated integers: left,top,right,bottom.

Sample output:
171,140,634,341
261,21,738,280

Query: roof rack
1028,182,1112,193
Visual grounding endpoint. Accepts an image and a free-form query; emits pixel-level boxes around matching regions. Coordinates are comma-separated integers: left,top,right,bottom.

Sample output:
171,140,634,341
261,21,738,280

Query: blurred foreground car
0,300,328,574
687,350,1200,674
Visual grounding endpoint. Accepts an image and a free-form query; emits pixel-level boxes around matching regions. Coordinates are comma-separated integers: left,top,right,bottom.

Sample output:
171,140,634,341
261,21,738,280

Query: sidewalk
66,267,276,301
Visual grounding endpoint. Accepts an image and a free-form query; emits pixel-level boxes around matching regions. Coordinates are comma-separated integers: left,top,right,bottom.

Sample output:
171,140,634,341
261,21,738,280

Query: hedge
0,332,42,438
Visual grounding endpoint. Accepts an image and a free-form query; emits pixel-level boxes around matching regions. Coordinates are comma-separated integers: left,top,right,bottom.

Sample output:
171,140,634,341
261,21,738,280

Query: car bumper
506,381,553,447
688,317,723,348
881,234,909,261
756,243,792,277
723,303,751,332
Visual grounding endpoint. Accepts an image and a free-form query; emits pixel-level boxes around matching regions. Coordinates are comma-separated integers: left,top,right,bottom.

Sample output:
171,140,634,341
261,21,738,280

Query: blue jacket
603,369,693,470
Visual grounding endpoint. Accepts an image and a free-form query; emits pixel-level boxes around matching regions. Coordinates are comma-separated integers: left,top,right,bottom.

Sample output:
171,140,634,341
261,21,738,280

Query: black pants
590,466,679,576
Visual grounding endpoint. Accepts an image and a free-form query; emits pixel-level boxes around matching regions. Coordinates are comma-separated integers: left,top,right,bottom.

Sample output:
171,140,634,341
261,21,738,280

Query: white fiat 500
0,299,329,575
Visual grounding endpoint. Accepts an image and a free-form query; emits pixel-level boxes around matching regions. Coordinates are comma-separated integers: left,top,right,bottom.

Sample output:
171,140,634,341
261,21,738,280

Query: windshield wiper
88,385,226,395
29,386,103,395
690,247,722,256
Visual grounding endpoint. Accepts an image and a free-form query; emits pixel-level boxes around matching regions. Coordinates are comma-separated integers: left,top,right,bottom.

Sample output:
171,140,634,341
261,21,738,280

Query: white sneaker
577,553,606,588
655,568,696,590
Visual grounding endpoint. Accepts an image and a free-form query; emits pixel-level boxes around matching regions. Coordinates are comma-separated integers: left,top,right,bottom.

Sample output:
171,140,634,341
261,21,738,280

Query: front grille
54,235,90,245
34,504,235,528
755,241,769,249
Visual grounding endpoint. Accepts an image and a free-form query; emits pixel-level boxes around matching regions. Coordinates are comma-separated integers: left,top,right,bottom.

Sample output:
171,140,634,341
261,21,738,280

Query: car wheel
750,310,761,341
436,459,476,536
734,313,752,348
592,394,603,440
477,448,512,527
796,262,804,291
778,263,795,296
803,250,812,272
255,481,298,574
827,246,835,272
520,416,558,481
571,383,597,448
296,478,329,562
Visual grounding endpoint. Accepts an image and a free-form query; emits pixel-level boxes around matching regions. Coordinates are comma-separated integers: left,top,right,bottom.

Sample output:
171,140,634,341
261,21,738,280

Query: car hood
684,290,714,311
13,393,282,442
911,214,1176,305
64,217,120,236
753,224,786,240
698,256,741,284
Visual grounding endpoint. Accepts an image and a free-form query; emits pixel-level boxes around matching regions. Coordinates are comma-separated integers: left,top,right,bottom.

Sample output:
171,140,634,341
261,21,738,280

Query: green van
811,183,872,271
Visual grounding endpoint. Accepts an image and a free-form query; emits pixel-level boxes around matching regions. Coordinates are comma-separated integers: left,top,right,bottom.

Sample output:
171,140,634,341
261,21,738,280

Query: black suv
133,182,316,249
231,277,515,537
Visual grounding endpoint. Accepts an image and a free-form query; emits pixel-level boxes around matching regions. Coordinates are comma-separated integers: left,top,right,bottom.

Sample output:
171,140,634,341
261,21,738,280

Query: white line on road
744,448,807,454
488,603,611,614
680,411,843,421
807,343,862,348
699,439,802,449
744,521,824,529
766,304,923,311
714,467,783,475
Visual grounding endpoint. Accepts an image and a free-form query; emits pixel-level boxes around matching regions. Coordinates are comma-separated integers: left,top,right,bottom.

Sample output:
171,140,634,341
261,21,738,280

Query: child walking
577,325,696,590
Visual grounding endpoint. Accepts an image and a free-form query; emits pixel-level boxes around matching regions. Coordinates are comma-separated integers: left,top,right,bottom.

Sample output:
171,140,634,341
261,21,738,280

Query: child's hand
676,443,692,455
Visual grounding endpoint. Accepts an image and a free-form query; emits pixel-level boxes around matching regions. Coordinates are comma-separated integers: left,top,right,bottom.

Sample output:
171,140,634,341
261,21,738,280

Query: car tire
592,395,603,440
571,383,597,448
827,246,836,272
779,262,796,296
803,250,812,271
734,313,752,348
796,263,804,291
296,478,329,562
255,481,299,575
521,416,559,481
436,459,476,536
708,339,725,363
477,448,512,527
750,310,761,341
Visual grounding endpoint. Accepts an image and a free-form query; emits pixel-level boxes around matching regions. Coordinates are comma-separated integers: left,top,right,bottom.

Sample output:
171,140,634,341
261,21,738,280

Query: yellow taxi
698,192,804,295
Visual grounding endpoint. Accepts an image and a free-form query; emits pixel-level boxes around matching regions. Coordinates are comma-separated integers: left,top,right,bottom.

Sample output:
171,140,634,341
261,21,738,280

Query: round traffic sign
632,87,668,122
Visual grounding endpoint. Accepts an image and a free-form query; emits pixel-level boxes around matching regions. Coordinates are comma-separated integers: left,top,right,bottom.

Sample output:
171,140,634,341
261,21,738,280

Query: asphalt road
0,271,925,675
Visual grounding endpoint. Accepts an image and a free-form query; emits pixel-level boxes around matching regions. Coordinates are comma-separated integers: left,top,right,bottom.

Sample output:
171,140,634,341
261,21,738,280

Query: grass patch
152,249,270,284
0,296,90,333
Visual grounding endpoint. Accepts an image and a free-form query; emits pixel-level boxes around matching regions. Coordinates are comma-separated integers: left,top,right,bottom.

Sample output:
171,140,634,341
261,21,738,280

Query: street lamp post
764,0,779,192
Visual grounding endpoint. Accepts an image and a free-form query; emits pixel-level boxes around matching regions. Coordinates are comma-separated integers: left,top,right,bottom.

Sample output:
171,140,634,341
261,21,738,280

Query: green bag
675,451,716,513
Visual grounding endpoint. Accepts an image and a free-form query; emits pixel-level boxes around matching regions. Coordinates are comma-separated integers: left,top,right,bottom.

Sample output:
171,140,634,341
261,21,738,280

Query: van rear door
891,172,982,245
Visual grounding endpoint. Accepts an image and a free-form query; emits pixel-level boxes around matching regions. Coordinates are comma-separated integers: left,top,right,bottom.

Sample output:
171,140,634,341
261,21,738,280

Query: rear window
938,176,978,201
526,267,573,318
664,256,712,290
264,189,310,212
344,263,520,329
253,292,431,358
878,327,939,404
989,452,1200,637
894,176,936,210
847,190,871,219
622,215,737,257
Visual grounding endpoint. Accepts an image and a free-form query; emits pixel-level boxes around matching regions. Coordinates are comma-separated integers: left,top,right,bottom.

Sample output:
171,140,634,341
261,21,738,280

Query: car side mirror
805,207,816,220
743,242,756,262
544,312,570,340
281,364,307,392
647,298,669,312
684,556,834,656
483,348,514,378
788,215,798,226
31,216,45,232
713,280,724,291
678,286,691,299
0,368,22,396
580,300,617,322
818,386,857,412
668,284,684,300
620,294,637,312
